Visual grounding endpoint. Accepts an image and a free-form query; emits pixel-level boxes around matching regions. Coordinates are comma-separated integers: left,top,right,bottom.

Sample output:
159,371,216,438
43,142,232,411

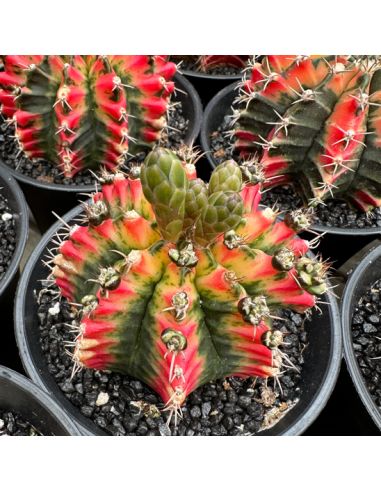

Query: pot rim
0,164,29,297
180,68,242,81
342,243,381,429
0,364,80,435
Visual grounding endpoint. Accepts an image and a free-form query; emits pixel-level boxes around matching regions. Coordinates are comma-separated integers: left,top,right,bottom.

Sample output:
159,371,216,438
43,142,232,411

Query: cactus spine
0,56,176,177
51,147,328,424
234,55,381,211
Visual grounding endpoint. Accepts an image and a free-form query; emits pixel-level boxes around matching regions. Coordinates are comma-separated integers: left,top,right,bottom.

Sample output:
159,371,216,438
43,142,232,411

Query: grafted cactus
196,55,249,73
0,55,176,177
173,55,249,73
51,147,327,423
234,55,381,211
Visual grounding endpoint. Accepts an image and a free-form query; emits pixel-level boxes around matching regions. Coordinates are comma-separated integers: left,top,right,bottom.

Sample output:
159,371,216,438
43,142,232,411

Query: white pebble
1,212,12,221
48,302,61,316
96,392,109,406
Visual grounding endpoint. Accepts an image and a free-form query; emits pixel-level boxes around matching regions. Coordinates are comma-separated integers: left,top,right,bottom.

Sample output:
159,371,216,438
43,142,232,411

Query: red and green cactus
0,55,176,177
172,55,249,73
196,55,249,73
234,55,381,211
51,147,327,423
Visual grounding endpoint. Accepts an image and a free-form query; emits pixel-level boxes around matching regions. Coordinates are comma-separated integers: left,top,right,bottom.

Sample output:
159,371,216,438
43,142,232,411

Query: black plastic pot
15,203,342,436
0,365,79,435
0,164,28,302
200,83,381,266
0,165,28,371
342,240,381,430
180,68,241,106
0,73,203,234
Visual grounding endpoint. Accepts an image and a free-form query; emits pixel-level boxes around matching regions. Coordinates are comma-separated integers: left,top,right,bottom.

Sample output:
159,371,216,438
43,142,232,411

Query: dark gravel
0,191,16,282
352,279,381,410
0,410,41,436
174,56,243,76
210,114,381,229
0,104,189,186
37,286,308,436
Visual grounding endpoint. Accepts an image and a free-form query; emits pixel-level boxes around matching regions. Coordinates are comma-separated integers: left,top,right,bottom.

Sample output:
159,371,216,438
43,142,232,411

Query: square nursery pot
0,73,203,234
200,83,381,268
14,204,342,436
0,366,79,435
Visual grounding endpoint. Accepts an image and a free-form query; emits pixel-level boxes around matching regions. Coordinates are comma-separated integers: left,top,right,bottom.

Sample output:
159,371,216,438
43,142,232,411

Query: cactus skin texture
0,56,176,177
234,55,381,211
52,147,327,423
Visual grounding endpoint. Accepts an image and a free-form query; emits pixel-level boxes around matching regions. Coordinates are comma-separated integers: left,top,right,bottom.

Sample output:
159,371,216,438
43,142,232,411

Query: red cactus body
52,148,327,422
234,55,381,211
197,55,249,72
0,55,176,177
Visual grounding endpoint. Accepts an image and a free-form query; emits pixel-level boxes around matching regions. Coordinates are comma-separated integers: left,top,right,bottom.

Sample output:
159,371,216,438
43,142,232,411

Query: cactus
51,147,328,424
172,55,249,73
0,56,176,177
234,55,381,211
196,55,249,73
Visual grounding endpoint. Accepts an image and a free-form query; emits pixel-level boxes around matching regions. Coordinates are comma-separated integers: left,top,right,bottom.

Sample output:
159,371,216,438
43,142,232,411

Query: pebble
96,392,110,406
190,405,202,419
0,191,16,282
201,402,212,418
0,410,41,436
352,280,381,407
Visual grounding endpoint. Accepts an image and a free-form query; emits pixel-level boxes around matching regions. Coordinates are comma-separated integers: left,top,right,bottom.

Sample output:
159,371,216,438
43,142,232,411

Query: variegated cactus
0,55,176,177
51,147,328,424
196,55,249,73
173,55,249,74
234,55,381,211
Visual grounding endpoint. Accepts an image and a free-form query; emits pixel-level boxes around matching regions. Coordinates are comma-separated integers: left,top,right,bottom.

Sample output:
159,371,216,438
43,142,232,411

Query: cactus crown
51,147,328,425
0,55,176,177
234,55,381,211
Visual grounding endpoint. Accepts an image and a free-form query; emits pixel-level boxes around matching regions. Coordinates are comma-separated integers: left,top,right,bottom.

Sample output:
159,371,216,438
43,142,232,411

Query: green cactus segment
53,147,326,410
183,178,209,231
195,191,243,246
209,160,243,193
141,149,245,246
235,55,381,211
0,55,176,177
141,147,188,241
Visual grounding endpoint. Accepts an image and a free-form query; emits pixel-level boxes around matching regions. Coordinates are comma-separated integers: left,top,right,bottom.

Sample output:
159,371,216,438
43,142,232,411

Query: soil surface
0,410,41,436
37,286,308,436
352,279,381,410
0,191,16,282
0,104,189,186
210,114,381,229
